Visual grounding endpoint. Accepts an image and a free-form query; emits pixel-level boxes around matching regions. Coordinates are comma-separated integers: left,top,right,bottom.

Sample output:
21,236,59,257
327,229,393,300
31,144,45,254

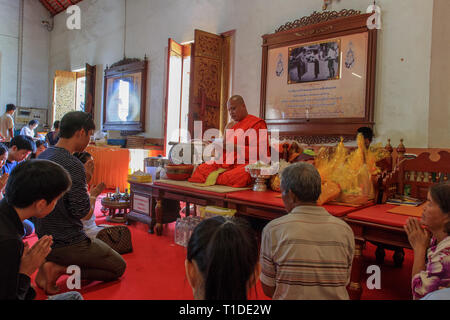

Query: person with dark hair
0,143,34,238
0,159,83,300
404,182,450,300
0,104,17,144
260,162,354,300
73,151,108,239
46,120,60,146
185,215,259,300
357,127,374,149
2,135,36,175
20,120,39,138
29,140,48,159
34,111,125,295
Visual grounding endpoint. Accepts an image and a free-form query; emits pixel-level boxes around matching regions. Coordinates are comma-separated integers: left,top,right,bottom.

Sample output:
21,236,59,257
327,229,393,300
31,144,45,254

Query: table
226,190,374,220
344,204,413,300
128,181,229,235
101,197,131,223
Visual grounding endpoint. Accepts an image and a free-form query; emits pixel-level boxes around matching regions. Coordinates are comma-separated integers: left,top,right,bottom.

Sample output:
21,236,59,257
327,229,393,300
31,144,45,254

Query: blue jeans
47,291,84,300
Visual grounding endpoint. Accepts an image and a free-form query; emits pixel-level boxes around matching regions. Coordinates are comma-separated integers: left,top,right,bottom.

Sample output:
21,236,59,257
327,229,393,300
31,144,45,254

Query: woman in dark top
29,140,48,159
46,121,60,146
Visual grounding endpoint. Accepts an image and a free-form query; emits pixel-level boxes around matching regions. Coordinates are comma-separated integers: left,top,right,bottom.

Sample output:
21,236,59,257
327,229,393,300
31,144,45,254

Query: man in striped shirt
33,111,126,295
260,162,354,300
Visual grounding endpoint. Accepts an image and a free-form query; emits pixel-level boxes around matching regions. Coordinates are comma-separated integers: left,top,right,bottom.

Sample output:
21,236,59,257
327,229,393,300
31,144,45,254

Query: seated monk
188,95,268,188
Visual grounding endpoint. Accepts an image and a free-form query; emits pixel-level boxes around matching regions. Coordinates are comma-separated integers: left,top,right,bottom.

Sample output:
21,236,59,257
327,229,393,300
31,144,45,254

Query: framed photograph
288,40,340,83
260,10,378,138
103,58,148,132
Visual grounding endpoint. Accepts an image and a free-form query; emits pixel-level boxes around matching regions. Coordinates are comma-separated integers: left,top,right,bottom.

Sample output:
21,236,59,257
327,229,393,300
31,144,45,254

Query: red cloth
226,190,373,217
345,204,418,228
189,115,268,187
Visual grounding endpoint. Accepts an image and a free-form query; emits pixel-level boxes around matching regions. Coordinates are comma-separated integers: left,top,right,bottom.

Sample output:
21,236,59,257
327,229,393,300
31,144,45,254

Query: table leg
348,239,365,300
155,199,163,236
149,197,155,234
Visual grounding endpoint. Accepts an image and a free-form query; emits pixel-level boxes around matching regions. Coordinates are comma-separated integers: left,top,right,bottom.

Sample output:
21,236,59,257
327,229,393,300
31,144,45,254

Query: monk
188,95,268,188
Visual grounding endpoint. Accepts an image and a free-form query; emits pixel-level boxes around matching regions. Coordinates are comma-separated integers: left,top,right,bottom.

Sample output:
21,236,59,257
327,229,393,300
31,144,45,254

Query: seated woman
185,215,259,300
73,151,107,239
29,140,48,159
404,182,450,300
20,120,39,138
46,120,60,146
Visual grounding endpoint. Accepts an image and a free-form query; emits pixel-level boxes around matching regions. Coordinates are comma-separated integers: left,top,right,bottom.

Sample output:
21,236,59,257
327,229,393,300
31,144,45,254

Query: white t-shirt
0,113,14,142
20,126,34,138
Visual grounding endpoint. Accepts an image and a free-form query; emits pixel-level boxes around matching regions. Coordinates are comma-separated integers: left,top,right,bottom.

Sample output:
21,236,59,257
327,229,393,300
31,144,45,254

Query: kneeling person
33,111,126,294
0,160,82,300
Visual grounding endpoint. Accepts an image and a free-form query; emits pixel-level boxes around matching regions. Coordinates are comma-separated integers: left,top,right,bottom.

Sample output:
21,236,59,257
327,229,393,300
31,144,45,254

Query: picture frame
288,39,341,84
103,57,148,132
260,10,378,138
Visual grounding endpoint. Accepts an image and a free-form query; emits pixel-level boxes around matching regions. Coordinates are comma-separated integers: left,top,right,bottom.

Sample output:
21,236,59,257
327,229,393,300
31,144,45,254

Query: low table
344,204,414,300
101,197,131,223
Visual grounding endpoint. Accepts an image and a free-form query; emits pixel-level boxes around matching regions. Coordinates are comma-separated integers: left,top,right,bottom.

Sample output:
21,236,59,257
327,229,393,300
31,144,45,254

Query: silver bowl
245,167,273,192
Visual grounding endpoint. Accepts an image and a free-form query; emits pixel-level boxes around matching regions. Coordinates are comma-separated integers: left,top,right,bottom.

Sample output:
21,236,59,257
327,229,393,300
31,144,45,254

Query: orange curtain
86,146,130,192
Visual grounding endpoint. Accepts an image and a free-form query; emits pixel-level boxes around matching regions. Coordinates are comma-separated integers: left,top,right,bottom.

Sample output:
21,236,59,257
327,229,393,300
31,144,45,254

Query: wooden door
188,29,224,137
85,63,96,119
52,70,77,122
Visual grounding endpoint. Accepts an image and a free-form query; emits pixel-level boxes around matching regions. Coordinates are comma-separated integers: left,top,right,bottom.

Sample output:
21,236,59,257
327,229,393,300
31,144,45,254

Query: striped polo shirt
32,147,91,248
260,205,355,300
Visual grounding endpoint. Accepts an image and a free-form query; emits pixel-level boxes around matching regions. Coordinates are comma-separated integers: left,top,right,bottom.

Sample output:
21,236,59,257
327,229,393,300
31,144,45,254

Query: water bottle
182,218,188,247
174,218,181,245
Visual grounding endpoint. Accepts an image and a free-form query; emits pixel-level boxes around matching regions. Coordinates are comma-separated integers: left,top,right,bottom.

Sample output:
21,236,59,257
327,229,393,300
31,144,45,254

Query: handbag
96,225,133,254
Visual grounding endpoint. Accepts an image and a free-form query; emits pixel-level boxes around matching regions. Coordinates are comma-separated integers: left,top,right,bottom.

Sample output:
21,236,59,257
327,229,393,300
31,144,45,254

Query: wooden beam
39,0,57,16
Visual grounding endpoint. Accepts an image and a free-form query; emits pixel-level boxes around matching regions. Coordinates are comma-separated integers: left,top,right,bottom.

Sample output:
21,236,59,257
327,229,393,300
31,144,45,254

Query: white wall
48,0,446,148
0,0,19,112
0,0,50,118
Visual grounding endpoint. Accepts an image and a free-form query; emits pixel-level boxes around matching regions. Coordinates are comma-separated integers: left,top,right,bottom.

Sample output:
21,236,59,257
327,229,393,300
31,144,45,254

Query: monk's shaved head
229,95,245,106
227,95,248,122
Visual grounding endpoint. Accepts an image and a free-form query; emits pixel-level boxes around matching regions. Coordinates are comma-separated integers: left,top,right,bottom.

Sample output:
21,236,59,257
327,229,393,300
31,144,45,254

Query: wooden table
130,180,417,300
128,181,229,235
344,204,413,300
226,190,374,220
101,197,131,223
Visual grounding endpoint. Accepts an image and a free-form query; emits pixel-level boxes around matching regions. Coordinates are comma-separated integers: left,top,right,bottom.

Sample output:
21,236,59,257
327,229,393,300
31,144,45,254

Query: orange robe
188,114,268,187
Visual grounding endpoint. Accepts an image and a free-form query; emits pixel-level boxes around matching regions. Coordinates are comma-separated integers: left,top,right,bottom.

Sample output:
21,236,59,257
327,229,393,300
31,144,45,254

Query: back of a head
59,111,95,139
73,151,92,164
0,143,8,156
187,216,259,300
10,135,36,153
35,140,48,149
357,126,373,143
281,162,322,202
5,160,72,208
6,104,16,113
53,120,60,129
430,182,450,234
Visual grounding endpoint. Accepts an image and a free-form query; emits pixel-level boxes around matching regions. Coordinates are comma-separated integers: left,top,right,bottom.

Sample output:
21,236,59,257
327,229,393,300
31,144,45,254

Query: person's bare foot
35,262,66,295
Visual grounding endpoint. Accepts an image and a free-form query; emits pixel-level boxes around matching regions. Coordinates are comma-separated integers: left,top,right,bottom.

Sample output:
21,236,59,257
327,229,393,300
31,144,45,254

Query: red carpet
25,195,414,300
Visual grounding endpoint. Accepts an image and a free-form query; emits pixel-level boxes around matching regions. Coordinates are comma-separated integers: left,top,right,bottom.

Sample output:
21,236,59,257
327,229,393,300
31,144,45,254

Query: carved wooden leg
155,199,163,236
375,245,386,265
393,248,405,268
348,239,365,300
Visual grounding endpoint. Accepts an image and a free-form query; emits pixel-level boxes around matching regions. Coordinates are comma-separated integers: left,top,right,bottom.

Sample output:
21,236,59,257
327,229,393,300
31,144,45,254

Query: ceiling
39,0,84,16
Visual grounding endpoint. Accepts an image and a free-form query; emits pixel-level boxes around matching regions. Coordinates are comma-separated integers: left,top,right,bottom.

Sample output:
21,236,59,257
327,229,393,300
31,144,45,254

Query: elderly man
260,162,355,300
188,95,268,188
